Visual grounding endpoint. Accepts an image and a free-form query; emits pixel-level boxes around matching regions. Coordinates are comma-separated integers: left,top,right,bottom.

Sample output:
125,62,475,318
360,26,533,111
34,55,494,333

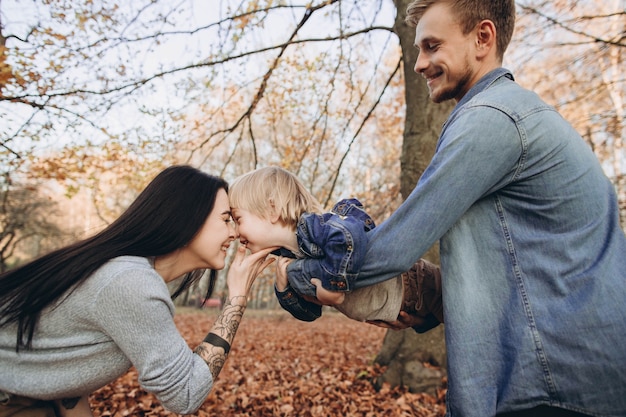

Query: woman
0,165,276,416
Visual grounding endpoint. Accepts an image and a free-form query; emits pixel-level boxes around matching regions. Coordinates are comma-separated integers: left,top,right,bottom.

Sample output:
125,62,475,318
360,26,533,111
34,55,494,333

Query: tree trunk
373,0,454,394
374,324,447,395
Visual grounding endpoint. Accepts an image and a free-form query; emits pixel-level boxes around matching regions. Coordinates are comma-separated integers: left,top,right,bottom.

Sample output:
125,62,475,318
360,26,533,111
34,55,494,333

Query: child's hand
275,257,291,291
310,278,345,305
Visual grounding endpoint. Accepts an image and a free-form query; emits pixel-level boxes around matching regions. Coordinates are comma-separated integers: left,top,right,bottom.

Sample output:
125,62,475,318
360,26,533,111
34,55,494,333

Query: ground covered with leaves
90,309,446,416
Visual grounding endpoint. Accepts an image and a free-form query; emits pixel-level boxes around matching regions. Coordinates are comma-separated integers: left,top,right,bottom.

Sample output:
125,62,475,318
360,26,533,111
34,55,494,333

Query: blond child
229,166,443,331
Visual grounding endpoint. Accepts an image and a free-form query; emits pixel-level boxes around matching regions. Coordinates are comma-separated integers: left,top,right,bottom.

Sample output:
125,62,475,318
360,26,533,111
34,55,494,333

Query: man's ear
475,19,496,59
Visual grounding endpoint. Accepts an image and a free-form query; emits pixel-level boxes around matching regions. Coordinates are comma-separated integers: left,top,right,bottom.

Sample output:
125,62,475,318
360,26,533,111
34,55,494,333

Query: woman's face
185,188,237,270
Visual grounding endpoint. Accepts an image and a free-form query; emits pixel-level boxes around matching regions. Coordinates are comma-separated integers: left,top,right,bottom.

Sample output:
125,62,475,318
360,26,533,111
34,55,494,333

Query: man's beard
431,63,473,103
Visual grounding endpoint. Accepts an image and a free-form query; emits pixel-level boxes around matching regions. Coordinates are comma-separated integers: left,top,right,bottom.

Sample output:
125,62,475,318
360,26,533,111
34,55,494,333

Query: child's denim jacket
274,198,374,321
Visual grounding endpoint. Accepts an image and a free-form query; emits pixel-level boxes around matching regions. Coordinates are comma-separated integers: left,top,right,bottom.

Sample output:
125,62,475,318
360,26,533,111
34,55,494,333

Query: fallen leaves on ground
90,309,446,416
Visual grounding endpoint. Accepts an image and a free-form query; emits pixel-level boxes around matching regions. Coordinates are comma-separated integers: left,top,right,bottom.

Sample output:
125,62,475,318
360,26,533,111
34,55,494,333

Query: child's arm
275,257,322,321
54,396,93,417
288,209,370,298
278,257,343,305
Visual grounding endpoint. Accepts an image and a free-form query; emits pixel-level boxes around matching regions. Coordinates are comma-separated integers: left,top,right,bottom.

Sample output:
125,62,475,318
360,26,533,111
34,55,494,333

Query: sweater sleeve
91,267,212,414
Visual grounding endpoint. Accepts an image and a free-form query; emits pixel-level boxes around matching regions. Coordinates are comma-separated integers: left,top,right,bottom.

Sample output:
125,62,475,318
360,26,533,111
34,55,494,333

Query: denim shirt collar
445,67,514,128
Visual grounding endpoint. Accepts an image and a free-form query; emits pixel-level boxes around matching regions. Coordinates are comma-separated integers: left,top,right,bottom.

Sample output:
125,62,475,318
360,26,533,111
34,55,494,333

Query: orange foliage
90,311,446,416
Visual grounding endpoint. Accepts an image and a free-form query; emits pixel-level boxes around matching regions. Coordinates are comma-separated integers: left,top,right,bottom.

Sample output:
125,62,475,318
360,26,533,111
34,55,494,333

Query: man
286,0,626,416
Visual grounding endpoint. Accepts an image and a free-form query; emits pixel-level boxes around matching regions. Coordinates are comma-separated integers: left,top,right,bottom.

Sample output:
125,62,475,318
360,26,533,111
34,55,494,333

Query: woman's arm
193,295,246,378
193,245,275,379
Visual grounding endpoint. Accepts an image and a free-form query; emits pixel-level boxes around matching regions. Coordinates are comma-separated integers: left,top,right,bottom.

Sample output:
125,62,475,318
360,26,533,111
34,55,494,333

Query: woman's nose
230,221,239,238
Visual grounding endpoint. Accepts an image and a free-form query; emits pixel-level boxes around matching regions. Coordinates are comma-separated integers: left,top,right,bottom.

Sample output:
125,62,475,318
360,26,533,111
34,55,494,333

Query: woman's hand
226,244,277,299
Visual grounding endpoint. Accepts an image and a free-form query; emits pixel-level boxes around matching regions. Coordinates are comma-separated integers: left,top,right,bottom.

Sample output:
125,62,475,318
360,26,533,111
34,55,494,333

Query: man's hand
311,278,345,305
366,311,426,330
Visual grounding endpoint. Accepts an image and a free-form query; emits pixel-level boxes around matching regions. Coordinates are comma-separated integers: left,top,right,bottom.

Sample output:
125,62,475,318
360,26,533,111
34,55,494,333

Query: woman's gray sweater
0,256,213,414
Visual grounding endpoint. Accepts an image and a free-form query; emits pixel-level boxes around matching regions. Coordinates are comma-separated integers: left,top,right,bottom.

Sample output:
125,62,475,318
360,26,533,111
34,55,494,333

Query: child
229,166,443,331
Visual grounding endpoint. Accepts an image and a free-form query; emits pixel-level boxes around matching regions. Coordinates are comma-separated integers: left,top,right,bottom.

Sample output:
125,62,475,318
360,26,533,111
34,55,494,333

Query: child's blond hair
229,166,323,229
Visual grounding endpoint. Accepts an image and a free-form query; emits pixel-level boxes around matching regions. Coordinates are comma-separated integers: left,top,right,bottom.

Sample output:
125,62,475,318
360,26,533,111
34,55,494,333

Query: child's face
231,207,278,254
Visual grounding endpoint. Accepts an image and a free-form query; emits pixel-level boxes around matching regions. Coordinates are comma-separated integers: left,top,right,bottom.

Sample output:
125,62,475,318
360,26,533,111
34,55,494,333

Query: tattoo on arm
194,296,247,379
194,343,227,378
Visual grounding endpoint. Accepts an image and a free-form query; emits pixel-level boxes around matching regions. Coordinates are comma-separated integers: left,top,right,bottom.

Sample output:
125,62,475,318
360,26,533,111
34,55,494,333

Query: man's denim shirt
275,199,374,321
290,68,626,416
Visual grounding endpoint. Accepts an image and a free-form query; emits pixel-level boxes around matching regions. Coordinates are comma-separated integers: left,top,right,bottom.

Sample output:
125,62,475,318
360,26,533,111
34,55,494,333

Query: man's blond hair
405,0,515,61
229,166,322,229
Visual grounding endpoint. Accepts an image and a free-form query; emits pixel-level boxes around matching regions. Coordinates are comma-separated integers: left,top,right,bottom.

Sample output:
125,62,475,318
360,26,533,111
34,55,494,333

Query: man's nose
414,52,427,74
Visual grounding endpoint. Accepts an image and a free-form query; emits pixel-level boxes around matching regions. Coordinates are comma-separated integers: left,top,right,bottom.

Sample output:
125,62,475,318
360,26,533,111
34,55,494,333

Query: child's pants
335,259,443,324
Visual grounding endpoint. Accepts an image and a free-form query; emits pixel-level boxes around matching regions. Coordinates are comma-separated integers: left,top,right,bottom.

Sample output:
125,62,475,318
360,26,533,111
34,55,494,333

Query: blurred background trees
1,0,623,264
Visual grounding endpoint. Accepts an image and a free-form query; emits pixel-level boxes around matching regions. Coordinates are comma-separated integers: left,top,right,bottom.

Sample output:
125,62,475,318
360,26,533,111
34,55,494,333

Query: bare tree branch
517,4,626,47
325,56,402,206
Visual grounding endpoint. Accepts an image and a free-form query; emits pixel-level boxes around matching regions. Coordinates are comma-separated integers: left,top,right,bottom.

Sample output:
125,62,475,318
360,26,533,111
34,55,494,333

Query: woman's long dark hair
0,165,227,350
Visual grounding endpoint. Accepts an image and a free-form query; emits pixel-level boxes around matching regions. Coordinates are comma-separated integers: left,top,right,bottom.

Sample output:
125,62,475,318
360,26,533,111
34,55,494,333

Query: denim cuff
274,284,321,322
285,259,318,297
